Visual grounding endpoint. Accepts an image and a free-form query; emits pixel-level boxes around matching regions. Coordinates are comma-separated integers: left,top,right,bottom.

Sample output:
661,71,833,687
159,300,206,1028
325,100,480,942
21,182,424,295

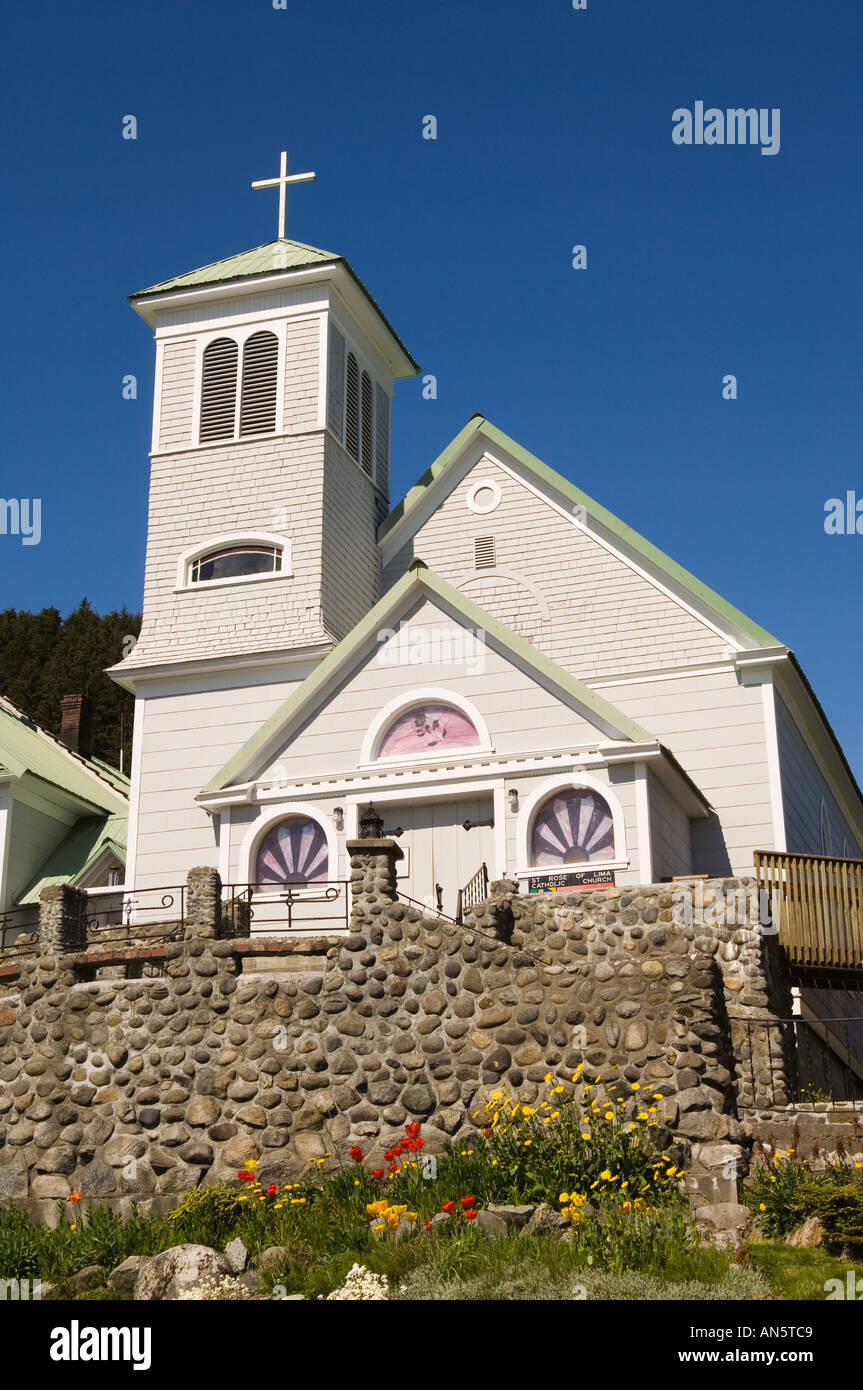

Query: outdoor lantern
359,803,385,838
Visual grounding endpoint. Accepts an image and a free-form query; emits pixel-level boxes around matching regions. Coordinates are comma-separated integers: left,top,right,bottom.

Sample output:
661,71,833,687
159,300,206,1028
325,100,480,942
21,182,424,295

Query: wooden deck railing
755,851,863,972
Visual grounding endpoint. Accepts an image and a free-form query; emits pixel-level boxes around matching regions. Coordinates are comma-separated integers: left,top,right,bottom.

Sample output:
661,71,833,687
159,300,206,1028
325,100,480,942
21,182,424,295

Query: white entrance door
386,796,496,919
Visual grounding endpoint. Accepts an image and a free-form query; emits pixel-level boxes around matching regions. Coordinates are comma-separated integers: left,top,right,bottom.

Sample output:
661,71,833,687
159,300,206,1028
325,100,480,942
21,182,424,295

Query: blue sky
2,0,861,774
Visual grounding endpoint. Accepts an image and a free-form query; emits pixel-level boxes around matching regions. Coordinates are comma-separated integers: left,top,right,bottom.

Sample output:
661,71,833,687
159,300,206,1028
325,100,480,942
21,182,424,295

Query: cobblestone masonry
0,846,807,1221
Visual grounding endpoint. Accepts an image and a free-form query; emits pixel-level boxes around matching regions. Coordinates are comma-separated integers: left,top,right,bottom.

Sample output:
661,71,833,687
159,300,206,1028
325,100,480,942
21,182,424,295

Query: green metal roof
132,239,341,297
201,561,656,796
0,697,129,815
18,813,127,904
380,416,782,650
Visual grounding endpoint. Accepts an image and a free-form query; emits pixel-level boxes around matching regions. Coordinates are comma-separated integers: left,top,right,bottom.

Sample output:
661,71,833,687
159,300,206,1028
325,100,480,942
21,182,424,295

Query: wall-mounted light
332,806,344,830
508,788,519,812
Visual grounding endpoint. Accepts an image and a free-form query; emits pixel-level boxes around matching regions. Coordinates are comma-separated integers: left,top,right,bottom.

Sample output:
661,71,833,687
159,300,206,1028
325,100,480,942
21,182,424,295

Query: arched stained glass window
530,789,615,867
255,816,329,888
377,703,480,759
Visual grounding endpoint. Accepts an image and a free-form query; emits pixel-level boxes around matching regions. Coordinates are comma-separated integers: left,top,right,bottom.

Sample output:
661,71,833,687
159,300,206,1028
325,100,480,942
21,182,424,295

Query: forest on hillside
0,601,141,774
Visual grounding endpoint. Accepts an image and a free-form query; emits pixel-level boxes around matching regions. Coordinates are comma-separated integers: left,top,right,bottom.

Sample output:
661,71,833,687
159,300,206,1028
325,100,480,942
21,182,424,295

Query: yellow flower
581,1133,591,1141
70,1223,77,1231
274,1203,283,1209
631,1082,640,1091
237,1195,249,1202
373,1223,385,1233
524,1139,533,1146
637,1112,649,1121
544,1073,552,1083
245,1159,259,1171
291,1198,306,1205
559,1192,571,1204
600,1169,613,1181
354,1179,360,1187
405,1212,417,1223
759,1203,767,1212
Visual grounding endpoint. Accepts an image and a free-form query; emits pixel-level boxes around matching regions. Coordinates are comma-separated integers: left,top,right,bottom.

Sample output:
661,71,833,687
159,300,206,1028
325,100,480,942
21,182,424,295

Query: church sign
527,868,616,894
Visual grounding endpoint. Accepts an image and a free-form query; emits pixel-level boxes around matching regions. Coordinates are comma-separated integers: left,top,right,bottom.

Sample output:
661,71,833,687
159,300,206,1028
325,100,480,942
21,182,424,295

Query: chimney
60,695,94,760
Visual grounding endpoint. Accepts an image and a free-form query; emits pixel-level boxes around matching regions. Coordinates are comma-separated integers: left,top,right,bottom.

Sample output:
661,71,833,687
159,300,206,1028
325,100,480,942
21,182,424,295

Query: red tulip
373,1169,385,1180
405,1122,422,1140
266,1184,278,1197
441,1200,456,1214
387,1163,399,1175
384,1151,395,1162
460,1196,476,1209
464,1209,478,1221
423,1221,432,1232
349,1146,363,1162
238,1170,254,1182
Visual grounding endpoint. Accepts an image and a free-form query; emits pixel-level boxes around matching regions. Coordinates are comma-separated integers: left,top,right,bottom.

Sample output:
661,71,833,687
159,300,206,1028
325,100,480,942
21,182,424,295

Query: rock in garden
487,1204,535,1229
523,1203,569,1235
133,1245,230,1301
108,1256,150,1295
224,1237,249,1273
787,1216,824,1248
256,1245,290,1273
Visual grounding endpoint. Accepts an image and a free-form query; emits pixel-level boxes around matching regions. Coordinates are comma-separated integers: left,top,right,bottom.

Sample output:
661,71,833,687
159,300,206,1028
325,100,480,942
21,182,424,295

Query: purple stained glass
530,790,615,867
255,816,328,887
377,703,479,758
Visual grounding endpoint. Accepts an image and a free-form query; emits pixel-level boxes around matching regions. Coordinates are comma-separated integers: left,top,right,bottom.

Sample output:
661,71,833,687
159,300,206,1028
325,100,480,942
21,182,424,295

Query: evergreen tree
0,603,141,773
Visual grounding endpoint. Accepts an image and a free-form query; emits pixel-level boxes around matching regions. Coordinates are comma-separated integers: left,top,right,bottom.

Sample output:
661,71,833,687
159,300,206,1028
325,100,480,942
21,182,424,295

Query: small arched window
345,352,360,461
377,702,480,759
191,543,283,584
240,331,279,436
530,788,615,867
200,337,239,441
255,815,329,888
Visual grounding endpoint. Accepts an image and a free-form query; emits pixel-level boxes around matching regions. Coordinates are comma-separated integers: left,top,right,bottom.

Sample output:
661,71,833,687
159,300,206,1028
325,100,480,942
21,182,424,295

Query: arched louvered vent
345,353,360,461
239,331,279,436
375,384,390,496
475,535,496,569
361,371,374,475
200,338,239,442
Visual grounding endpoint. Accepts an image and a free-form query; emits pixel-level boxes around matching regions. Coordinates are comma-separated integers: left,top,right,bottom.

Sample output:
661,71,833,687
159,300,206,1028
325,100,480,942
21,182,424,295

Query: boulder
224,1237,249,1273
256,1245,290,1274
487,1204,535,1230
523,1203,569,1235
787,1216,824,1248
108,1256,150,1295
133,1245,230,1301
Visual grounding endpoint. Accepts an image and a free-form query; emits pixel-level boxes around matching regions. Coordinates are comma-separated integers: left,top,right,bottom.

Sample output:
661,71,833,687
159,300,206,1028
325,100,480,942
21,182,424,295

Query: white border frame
466,478,502,515
175,531,293,592
514,771,629,879
237,802,341,897
359,688,494,768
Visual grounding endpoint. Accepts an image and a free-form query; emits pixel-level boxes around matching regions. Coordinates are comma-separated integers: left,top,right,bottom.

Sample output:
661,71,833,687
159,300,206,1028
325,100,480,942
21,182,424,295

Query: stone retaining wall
0,846,800,1220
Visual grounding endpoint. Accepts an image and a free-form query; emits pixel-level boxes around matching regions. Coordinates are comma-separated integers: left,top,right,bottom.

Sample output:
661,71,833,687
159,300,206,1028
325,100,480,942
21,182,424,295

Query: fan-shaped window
255,815,329,888
345,352,360,461
200,337,239,441
377,702,480,759
530,788,616,867
191,544,282,584
240,331,279,436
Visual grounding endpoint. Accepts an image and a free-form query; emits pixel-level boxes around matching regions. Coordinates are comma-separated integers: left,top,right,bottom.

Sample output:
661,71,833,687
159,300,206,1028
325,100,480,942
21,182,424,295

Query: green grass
747,1241,859,1301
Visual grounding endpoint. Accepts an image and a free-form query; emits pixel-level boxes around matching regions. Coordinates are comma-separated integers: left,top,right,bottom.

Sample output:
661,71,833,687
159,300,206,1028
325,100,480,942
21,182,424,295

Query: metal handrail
222,881,350,932
456,862,489,925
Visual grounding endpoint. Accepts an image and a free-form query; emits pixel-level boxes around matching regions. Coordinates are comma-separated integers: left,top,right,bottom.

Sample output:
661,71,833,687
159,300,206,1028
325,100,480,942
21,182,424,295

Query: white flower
320,1263,389,1301
177,1275,253,1301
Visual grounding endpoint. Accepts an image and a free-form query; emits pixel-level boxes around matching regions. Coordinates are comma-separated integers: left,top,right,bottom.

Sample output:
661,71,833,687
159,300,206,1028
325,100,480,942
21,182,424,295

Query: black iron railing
222,881,350,934
0,905,39,952
396,887,457,923
86,886,186,945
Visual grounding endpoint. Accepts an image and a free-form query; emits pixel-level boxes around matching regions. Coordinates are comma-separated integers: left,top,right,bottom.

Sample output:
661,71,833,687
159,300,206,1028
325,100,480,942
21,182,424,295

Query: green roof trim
18,812,127,904
130,239,420,374
0,698,129,815
379,416,782,650
201,562,655,796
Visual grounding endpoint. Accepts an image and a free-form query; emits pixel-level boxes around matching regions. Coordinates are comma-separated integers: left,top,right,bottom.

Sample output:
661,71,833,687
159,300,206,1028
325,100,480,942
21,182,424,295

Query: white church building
109,162,863,955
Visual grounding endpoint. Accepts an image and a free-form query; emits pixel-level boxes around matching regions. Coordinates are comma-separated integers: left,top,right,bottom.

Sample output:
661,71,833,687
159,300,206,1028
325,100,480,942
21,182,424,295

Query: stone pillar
185,866,222,940
346,839,403,923
39,884,88,954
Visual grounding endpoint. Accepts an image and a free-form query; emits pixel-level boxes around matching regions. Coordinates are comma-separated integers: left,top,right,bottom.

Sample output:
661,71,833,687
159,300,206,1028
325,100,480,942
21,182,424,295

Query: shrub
797,1182,863,1245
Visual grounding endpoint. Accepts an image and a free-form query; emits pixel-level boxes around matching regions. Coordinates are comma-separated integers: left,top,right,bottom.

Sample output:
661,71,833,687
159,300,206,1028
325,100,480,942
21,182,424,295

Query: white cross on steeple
251,151,316,241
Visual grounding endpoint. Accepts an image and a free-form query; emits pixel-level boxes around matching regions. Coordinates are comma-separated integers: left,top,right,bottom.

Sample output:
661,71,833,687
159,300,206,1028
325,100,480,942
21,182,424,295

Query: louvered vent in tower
361,371,374,475
200,338,239,442
345,353,360,461
475,536,496,568
239,331,278,436
375,384,390,496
